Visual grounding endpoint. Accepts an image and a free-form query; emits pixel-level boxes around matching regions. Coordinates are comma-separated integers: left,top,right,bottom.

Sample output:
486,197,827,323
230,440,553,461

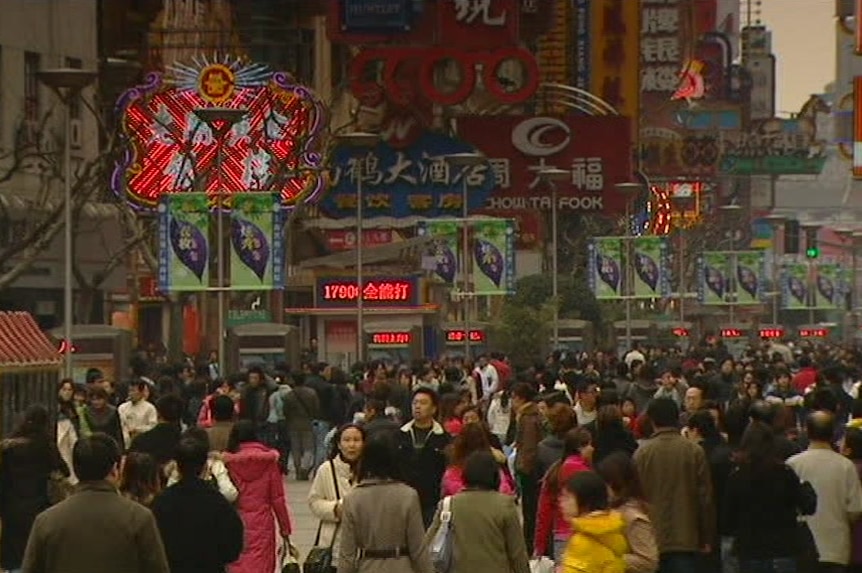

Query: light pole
335,132,380,363
615,182,644,352
193,107,247,377
38,68,98,379
764,213,785,325
800,222,820,325
443,152,486,360
537,167,570,349
669,194,688,322
720,203,743,323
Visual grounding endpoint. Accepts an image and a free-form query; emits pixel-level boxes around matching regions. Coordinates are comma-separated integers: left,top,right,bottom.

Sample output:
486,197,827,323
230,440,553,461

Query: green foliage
488,301,554,368
507,273,601,323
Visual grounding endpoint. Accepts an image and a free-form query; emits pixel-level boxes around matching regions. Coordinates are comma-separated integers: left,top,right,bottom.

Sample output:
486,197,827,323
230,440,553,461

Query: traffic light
805,228,819,259
784,220,800,254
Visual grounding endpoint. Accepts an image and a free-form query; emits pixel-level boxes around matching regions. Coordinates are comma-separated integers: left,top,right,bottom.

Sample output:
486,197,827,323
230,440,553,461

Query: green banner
589,237,623,300
159,193,210,292
419,220,460,285
230,194,279,290
782,262,809,310
698,251,730,305
735,251,765,305
632,237,668,298
471,219,515,295
814,263,845,310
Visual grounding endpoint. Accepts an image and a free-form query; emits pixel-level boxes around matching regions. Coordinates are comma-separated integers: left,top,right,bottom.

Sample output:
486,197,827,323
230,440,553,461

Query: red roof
0,312,62,368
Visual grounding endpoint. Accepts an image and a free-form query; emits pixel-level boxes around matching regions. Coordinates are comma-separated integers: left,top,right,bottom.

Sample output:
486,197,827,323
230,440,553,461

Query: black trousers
519,472,540,555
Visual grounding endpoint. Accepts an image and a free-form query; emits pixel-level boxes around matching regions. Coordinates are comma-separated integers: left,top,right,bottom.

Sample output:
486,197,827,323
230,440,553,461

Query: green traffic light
806,247,820,259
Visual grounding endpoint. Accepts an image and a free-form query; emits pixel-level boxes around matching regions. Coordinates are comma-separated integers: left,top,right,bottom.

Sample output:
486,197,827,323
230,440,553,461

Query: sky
760,0,835,114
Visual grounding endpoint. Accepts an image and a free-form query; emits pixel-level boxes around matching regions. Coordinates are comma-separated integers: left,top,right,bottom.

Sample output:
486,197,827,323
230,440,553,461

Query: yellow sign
198,64,235,104
590,0,640,122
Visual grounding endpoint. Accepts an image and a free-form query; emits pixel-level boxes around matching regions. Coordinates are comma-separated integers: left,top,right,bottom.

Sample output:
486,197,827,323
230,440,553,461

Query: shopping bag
280,539,301,573
530,556,555,573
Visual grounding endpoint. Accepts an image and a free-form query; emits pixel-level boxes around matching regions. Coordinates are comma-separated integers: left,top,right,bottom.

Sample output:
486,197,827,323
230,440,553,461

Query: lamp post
37,68,98,379
669,194,688,322
615,182,644,352
720,203,743,323
443,152,486,360
193,107,247,377
800,222,820,325
335,132,380,363
764,213,785,325
537,167,570,349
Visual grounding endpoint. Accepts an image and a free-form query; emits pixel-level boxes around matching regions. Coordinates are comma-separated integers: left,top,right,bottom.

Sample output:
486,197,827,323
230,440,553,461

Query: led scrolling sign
368,332,412,345
315,277,418,308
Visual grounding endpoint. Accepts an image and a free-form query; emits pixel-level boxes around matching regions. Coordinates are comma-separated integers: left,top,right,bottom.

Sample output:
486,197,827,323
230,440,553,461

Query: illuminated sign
720,328,745,338
759,328,784,339
369,332,412,345
114,57,326,210
671,327,690,337
444,330,485,343
57,340,77,354
799,328,829,338
315,277,418,308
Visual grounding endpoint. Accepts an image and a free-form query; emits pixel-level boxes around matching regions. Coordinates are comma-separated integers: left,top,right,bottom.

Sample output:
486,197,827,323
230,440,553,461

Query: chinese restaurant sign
115,57,327,210
315,276,419,308
320,132,495,219
457,115,632,214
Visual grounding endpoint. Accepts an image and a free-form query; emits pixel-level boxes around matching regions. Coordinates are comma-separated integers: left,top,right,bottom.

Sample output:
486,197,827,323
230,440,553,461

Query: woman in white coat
308,423,365,569
56,379,79,484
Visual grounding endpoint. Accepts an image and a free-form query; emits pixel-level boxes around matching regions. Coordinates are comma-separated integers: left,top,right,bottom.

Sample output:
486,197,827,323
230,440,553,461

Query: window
65,57,83,119
24,52,40,122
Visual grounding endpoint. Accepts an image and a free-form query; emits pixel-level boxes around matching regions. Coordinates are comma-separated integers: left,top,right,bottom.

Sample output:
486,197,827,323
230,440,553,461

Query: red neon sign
57,340,77,354
799,328,829,338
321,280,413,303
370,332,412,345
671,327,690,337
720,328,745,338
445,330,485,343
348,47,539,107
759,328,784,339
114,58,326,210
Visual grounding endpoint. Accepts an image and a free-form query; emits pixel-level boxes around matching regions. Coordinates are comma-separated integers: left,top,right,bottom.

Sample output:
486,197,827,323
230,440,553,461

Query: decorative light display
113,56,327,210
647,182,705,235
799,328,829,338
369,332,412,345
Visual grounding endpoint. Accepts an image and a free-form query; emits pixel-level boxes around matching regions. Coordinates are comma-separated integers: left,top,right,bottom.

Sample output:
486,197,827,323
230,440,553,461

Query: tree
507,273,602,323
488,300,555,368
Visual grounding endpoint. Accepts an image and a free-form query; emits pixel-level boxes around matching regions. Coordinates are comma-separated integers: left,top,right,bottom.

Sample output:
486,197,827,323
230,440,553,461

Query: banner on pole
158,193,210,292
632,236,671,298
734,251,766,305
781,261,809,310
229,194,284,290
471,219,515,295
697,251,730,305
588,237,624,300
417,220,460,285
814,262,846,310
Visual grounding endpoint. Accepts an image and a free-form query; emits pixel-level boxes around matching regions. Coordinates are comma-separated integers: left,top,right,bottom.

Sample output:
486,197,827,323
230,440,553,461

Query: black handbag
303,460,341,573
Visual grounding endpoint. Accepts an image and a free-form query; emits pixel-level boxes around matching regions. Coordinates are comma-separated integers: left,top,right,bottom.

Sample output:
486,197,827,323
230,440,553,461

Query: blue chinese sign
321,132,496,219
342,0,414,32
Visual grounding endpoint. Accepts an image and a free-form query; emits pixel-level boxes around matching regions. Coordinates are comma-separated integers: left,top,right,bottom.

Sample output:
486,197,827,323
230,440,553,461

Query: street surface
283,475,316,558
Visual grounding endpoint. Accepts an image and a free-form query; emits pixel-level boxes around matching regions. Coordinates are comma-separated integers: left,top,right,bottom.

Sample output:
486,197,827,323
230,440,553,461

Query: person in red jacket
792,356,818,394
489,352,511,392
533,427,594,563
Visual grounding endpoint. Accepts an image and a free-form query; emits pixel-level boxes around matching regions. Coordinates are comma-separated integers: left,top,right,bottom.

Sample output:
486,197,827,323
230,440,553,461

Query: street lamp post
537,167,570,349
720,203,743,323
615,182,644,352
444,152,486,360
193,107,247,377
335,132,380,363
37,68,98,379
764,213,785,325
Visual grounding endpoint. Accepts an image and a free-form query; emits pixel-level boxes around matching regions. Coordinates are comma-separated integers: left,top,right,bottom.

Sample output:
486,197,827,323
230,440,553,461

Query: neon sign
759,328,784,339
799,328,828,338
369,332,412,345
445,330,485,343
671,327,690,337
315,277,418,308
720,328,745,338
114,57,326,210
57,340,77,354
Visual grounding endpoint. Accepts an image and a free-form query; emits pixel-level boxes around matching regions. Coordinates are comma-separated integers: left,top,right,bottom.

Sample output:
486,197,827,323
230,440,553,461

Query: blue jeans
311,419,331,471
553,537,568,564
660,552,700,573
737,558,796,573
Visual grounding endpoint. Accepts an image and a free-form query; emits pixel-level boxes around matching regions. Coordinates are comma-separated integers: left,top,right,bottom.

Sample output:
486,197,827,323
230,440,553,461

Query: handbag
430,496,455,573
280,539,301,573
529,557,555,573
303,460,341,573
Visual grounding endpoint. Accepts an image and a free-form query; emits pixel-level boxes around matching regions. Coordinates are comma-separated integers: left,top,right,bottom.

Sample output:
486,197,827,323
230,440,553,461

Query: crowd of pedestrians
5,339,862,572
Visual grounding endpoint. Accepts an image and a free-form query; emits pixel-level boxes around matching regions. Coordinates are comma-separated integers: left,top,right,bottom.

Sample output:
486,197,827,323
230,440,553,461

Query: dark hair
330,423,366,461
462,451,500,491
119,452,160,504
73,433,121,481
806,411,835,443
175,434,210,478
686,409,721,445
546,402,577,437
564,470,609,514
226,420,259,453
412,387,439,407
646,398,679,428
547,427,592,496
248,366,265,379
512,382,538,403
88,386,109,401
156,394,184,423
438,392,461,421
357,432,401,481
212,395,235,422
12,404,51,441
738,420,779,473
596,452,648,512
449,423,490,467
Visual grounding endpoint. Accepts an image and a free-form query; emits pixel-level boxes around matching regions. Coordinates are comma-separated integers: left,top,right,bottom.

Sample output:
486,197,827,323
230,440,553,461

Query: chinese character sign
315,277,419,308
229,194,285,291
588,237,623,300
158,193,210,292
115,57,327,210
590,0,641,120
640,0,682,94
417,221,460,284
734,251,766,305
321,132,495,219
697,251,730,305
631,237,670,298
471,219,515,295
814,263,847,310
782,262,809,310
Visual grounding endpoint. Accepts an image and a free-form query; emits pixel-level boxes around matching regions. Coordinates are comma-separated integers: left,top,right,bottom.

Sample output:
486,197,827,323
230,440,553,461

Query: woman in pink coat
223,420,292,573
441,423,515,497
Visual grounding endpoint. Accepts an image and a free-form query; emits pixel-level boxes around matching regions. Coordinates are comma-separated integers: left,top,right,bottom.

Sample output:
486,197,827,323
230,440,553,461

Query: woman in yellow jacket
558,471,629,573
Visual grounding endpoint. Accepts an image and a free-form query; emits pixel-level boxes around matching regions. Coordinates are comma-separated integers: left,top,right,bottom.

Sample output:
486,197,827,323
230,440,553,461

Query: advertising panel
589,0,640,120
229,194,285,291
315,276,419,308
158,193,210,293
471,219,516,295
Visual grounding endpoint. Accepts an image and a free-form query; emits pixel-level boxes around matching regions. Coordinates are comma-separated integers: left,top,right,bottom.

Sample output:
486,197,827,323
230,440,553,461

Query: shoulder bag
304,460,341,573
430,496,455,573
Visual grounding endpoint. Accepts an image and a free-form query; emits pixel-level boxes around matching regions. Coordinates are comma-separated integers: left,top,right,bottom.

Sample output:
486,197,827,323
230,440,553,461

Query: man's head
684,386,704,413
73,433,121,483
411,388,438,423
646,398,679,429
576,381,598,410
156,394,184,424
720,359,735,375
175,434,209,479
247,366,264,387
88,386,109,410
364,397,387,421
806,411,835,444
212,394,235,423
128,381,148,403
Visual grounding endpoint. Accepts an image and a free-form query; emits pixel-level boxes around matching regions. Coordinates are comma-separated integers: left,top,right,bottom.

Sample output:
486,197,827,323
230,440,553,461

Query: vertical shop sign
574,0,591,90
640,0,682,94
590,0,640,118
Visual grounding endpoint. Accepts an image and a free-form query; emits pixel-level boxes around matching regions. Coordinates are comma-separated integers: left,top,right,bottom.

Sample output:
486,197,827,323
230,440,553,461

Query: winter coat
561,511,628,573
308,455,356,560
617,500,659,573
441,462,515,497
224,441,292,573
396,420,451,517
534,454,591,555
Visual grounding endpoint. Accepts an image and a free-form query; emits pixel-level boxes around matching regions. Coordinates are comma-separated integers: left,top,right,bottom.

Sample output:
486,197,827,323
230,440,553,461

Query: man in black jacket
152,435,244,573
129,394,184,468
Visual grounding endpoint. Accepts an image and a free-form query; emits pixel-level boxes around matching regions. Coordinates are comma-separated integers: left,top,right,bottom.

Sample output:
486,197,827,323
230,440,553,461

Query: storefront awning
298,235,435,270
0,312,62,368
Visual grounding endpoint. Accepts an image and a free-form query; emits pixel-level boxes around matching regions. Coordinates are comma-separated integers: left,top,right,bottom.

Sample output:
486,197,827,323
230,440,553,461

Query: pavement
283,475,317,558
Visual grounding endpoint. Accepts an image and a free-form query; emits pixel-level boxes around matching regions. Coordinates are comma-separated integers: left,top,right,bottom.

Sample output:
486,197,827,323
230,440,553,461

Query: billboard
589,0,640,120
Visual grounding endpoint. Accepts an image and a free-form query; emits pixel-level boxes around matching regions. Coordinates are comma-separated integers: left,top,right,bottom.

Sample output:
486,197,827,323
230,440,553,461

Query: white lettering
454,0,507,26
485,196,604,210
642,7,679,34
511,117,572,157
488,158,511,188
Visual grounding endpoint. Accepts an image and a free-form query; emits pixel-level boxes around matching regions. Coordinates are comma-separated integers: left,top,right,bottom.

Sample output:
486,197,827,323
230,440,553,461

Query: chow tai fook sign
315,276,419,308
457,115,633,214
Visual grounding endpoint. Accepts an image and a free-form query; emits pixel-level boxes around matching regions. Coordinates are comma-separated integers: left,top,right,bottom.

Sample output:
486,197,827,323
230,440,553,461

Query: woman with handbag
307,423,366,573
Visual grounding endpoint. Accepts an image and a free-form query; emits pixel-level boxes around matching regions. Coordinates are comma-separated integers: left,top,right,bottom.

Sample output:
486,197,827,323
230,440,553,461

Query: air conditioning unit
69,119,83,149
